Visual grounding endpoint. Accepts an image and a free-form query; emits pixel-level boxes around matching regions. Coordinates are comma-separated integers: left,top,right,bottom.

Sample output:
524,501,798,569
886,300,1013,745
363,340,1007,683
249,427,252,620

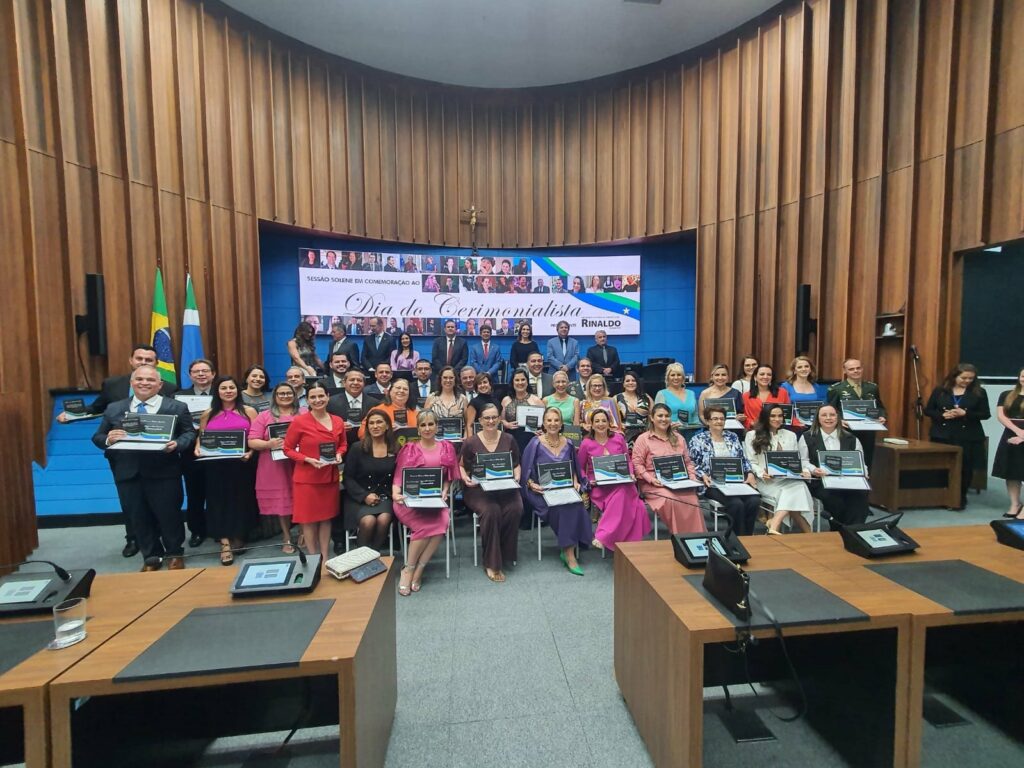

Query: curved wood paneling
2,0,1022,481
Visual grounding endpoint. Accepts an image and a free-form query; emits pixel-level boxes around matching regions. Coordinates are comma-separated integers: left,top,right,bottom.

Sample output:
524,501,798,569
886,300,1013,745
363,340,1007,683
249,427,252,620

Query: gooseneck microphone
910,345,920,361
0,559,72,581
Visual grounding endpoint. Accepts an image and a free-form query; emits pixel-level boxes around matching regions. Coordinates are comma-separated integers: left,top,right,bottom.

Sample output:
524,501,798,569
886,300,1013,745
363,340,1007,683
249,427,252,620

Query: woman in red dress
284,383,348,558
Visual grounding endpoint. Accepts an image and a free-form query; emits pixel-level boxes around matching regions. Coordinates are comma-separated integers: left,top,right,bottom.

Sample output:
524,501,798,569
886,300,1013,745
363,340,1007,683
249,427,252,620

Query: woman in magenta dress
577,408,650,551
283,383,348,558
196,376,259,565
392,410,460,595
248,383,303,553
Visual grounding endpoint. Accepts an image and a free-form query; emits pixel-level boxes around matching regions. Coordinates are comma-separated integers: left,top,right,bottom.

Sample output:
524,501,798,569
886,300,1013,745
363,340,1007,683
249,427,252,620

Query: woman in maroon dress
283,383,348,558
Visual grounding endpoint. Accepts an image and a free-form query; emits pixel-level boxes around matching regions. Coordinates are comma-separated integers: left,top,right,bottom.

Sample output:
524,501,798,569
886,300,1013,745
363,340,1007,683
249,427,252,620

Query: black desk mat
867,560,1024,615
684,568,867,630
114,599,335,683
0,620,54,676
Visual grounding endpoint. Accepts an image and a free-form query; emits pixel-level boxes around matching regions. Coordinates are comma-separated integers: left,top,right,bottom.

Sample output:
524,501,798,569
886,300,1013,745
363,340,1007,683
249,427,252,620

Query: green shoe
559,550,568,568
567,563,584,576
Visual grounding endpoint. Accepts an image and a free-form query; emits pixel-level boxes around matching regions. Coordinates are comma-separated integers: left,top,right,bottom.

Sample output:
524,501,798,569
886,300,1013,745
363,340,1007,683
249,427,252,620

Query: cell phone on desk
348,559,387,583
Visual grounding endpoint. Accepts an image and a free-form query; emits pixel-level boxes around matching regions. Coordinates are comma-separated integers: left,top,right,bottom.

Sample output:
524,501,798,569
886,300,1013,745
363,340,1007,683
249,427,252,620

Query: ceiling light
984,246,1002,253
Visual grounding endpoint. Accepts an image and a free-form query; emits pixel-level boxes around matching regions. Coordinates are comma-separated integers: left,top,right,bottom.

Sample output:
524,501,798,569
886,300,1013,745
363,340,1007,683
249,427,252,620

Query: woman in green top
544,371,580,426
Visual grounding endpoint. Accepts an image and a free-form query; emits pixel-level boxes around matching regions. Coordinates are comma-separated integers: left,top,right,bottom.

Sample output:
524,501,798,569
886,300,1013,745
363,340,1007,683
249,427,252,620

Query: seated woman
615,371,653,444
744,404,812,534
578,374,623,433
577,408,650,550
520,407,592,575
697,363,742,426
655,362,698,431
392,410,460,595
464,372,497,437
689,406,761,536
799,404,869,531
424,365,469,419
459,403,524,582
247,382,302,553
544,371,580,426
344,409,397,550
283,382,347,557
742,364,791,429
358,378,417,437
632,403,706,535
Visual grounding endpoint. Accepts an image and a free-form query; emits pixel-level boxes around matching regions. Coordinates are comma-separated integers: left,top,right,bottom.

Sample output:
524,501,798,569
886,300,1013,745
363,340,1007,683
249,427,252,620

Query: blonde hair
586,373,608,398
788,356,817,383
664,362,686,387
1003,367,1024,411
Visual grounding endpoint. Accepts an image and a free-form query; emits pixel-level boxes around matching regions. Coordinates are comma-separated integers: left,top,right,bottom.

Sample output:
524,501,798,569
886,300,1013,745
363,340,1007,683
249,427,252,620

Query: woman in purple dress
521,407,592,575
577,408,650,551
247,383,303,553
392,410,460,595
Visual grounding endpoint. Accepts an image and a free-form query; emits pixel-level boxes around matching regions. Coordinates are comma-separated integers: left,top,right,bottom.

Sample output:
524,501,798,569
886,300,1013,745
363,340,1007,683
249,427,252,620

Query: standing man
545,321,580,377
526,352,555,399
412,360,435,405
568,358,594,399
321,351,353,390
586,330,622,379
362,316,395,372
468,324,503,378
431,319,468,375
59,343,178,558
325,321,361,368
364,363,393,400
827,358,887,467
92,365,195,570
175,358,216,548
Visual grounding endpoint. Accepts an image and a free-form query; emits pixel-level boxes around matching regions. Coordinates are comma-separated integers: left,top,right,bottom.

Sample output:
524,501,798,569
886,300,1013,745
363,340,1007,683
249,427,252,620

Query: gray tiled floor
18,478,1024,766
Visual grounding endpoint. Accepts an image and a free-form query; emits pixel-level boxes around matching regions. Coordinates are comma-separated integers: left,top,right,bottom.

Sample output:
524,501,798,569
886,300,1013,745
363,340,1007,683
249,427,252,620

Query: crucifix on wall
461,205,486,249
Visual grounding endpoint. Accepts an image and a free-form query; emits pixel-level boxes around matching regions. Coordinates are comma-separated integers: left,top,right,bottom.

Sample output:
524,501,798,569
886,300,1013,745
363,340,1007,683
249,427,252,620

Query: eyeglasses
480,415,499,421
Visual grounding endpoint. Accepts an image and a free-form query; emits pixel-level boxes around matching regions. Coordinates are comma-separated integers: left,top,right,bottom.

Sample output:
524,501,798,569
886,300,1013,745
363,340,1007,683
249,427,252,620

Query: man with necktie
92,365,195,570
362,316,395,372
586,330,623,379
431,319,468,375
544,320,579,377
526,352,555,399
413,360,435,405
468,324,503,377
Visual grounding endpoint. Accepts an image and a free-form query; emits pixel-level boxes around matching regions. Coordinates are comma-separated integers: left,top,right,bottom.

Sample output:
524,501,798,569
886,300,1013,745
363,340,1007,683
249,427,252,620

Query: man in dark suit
526,352,555,399
92,365,195,570
568,358,594,399
412,360,435,406
174,358,216,548
383,255,400,272
58,343,177,557
325,322,361,368
586,330,623,379
468,324,503,377
320,351,355,391
363,363,393,399
362,317,395,372
532,278,551,293
431,319,468,375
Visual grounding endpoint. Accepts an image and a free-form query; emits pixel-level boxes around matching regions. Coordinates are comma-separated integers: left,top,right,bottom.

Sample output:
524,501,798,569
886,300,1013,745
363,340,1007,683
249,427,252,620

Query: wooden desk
613,538,921,768
48,561,397,768
0,570,198,768
869,438,962,511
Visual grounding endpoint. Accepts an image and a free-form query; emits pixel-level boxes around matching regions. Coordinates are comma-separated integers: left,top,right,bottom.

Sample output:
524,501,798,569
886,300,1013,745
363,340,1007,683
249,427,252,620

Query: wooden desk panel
0,570,198,768
869,439,961,511
48,561,397,768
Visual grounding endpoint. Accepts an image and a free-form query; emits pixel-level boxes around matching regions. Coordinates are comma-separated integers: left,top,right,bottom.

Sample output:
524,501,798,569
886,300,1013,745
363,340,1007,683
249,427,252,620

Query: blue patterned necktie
136,402,147,414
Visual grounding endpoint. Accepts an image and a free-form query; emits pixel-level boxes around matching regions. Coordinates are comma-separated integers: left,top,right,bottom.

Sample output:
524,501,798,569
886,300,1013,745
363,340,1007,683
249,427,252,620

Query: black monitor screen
1004,520,1024,541
236,561,295,589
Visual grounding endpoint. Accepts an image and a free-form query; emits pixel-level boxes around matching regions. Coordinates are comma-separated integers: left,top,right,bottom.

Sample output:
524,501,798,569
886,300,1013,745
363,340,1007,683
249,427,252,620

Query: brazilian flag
150,269,176,384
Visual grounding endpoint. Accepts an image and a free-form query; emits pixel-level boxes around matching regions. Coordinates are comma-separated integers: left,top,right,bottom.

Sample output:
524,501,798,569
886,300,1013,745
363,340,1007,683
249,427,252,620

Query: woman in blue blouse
780,356,828,431
688,405,761,535
655,363,698,431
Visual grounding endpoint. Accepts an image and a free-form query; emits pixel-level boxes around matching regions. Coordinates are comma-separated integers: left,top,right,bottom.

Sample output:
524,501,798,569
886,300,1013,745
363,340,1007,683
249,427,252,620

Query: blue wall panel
259,229,697,382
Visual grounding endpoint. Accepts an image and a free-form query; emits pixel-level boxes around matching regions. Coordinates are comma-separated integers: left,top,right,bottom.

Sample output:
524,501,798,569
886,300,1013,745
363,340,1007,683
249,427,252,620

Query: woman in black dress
343,410,397,549
993,367,1024,519
509,322,540,370
924,363,991,509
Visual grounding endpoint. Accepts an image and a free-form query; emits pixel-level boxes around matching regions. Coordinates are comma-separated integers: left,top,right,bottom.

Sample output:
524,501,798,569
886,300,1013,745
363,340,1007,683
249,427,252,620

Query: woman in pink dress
248,383,303,553
631,403,706,535
391,410,460,595
577,408,650,551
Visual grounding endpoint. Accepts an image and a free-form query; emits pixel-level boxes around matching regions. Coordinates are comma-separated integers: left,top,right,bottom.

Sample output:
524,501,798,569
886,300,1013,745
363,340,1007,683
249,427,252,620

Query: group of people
75,331,1024,591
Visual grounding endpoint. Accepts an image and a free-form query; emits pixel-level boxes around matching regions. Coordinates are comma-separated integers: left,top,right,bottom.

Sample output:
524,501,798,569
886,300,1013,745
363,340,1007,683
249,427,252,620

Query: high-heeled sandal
411,564,424,592
399,564,416,596
220,542,234,565
282,541,296,554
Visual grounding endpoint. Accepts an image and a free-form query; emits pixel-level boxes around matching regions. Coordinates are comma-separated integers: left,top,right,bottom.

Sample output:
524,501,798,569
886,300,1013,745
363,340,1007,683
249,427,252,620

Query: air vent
624,0,663,4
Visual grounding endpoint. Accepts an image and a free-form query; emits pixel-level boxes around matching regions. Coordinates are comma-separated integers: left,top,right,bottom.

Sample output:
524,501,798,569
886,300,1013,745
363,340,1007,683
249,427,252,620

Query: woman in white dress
743,403,813,534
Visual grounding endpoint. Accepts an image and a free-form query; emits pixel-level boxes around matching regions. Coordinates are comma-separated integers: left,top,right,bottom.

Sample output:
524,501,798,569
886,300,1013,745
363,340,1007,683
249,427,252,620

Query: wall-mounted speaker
795,283,817,354
74,273,107,356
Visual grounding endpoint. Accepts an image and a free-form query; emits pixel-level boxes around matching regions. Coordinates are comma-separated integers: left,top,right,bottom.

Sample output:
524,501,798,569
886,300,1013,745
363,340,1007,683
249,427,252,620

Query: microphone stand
910,346,924,441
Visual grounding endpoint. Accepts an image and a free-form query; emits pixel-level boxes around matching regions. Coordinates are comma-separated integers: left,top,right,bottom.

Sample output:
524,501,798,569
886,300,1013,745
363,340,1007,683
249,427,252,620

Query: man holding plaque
92,365,195,570
827,358,887,467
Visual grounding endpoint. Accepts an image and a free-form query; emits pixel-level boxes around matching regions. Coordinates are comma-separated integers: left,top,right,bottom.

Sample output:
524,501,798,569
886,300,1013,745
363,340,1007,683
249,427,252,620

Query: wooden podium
868,438,962,511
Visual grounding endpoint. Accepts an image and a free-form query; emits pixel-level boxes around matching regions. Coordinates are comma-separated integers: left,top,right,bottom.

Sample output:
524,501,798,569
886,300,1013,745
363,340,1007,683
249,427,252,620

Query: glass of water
51,597,88,649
